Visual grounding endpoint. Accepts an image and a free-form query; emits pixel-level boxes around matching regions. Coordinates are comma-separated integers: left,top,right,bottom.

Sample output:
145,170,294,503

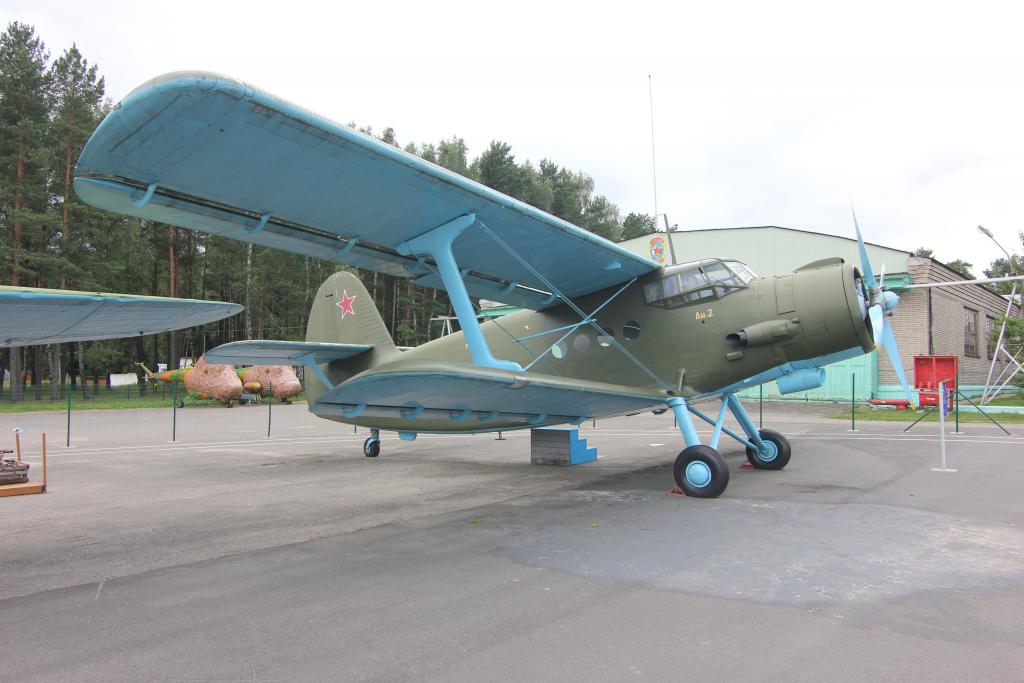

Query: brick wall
878,257,1019,392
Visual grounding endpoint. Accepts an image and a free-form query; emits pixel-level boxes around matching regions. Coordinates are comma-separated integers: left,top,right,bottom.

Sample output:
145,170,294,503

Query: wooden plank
0,481,45,497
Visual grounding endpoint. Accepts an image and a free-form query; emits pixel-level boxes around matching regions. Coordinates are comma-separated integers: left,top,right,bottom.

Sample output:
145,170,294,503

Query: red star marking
336,290,357,318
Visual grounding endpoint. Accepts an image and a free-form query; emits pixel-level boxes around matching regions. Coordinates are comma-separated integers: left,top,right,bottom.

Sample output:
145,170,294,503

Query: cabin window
597,326,616,347
551,341,566,359
623,321,641,340
573,333,591,353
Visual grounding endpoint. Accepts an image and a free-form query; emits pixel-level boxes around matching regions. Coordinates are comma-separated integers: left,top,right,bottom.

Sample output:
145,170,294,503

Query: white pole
933,380,957,473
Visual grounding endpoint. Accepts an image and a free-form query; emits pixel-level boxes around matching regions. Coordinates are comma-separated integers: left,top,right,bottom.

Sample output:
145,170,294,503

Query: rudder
306,271,396,350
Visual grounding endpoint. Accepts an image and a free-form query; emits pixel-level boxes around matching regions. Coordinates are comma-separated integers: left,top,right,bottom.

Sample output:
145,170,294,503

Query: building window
987,316,997,360
964,308,979,357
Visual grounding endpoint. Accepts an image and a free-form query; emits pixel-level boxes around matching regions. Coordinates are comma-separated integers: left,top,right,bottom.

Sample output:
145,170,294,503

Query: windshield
643,259,756,308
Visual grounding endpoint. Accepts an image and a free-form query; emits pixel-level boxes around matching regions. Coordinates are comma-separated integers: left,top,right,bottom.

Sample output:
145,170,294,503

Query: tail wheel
673,445,730,498
362,437,380,458
745,429,791,470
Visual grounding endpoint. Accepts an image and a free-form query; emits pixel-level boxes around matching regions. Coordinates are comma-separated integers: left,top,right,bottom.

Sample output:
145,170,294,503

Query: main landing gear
666,393,791,498
363,428,381,458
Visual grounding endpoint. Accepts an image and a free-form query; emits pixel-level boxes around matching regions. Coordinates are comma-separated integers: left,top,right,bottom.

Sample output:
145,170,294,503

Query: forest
0,22,658,400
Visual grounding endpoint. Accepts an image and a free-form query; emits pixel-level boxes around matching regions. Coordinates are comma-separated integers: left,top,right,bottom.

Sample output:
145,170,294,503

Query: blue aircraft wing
0,286,243,347
309,359,666,429
74,72,659,310
204,340,371,365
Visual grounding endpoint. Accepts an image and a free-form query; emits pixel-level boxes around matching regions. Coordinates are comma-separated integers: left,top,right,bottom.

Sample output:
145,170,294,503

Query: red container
913,355,957,407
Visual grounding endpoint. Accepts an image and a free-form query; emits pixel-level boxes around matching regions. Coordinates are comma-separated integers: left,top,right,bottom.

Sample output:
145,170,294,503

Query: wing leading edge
0,286,243,347
74,71,659,310
309,359,667,431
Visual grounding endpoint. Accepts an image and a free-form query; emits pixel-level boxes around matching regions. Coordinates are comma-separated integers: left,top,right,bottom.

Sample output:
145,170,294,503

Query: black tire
673,445,729,498
652,407,668,415
744,429,791,470
363,437,380,458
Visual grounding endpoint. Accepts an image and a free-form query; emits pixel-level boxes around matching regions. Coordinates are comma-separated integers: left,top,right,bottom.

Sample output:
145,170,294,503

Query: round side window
623,321,641,340
573,334,591,353
597,326,616,348
551,341,567,359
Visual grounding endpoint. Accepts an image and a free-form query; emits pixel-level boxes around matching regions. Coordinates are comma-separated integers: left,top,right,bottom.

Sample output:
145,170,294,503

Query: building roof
617,226,911,279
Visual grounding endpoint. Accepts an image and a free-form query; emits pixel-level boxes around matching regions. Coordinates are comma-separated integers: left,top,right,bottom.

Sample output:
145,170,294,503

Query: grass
830,406,1024,423
987,393,1024,406
0,384,305,413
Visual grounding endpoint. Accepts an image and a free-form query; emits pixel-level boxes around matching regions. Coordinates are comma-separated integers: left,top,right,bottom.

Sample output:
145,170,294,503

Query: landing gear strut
363,429,380,458
666,392,792,498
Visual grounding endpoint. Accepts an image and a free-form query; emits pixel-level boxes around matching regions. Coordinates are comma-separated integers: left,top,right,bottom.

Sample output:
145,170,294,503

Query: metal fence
0,380,287,454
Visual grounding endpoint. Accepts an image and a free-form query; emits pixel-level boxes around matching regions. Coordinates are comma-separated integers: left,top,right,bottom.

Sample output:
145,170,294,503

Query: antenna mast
648,74,658,219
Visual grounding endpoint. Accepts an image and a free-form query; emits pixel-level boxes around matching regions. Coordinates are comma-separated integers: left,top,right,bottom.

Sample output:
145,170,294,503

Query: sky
5,0,1023,274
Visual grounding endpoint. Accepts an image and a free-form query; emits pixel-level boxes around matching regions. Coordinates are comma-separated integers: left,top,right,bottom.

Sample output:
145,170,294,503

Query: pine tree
0,22,52,399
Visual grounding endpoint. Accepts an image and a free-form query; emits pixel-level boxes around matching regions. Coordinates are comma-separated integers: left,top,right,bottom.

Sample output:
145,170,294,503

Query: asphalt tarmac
2,404,1022,681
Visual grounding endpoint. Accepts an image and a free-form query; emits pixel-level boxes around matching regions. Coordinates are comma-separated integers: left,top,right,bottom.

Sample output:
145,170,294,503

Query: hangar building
617,226,1018,402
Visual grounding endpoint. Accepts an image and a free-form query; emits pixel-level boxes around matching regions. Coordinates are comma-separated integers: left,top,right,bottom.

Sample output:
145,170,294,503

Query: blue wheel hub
685,460,712,488
757,440,778,462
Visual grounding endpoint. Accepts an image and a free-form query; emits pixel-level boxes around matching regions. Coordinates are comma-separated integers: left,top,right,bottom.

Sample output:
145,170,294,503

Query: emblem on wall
649,236,667,263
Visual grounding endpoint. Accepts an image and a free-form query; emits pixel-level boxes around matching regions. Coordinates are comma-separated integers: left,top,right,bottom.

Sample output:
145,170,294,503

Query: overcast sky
6,0,1023,274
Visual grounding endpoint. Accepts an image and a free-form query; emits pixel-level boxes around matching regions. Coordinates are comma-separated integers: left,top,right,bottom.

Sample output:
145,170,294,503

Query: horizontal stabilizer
205,340,372,365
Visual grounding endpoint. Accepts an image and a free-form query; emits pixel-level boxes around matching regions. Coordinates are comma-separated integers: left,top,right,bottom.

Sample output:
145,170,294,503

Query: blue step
569,430,597,465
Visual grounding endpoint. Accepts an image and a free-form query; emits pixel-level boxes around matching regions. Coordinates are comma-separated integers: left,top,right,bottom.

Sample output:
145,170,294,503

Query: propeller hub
882,290,900,312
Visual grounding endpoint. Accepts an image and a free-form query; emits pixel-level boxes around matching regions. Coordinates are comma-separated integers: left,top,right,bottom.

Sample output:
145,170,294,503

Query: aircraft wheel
363,437,380,458
673,445,729,498
745,429,791,470
652,407,668,415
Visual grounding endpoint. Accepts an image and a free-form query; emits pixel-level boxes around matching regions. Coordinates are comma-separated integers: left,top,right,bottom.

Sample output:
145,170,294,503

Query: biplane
73,72,1023,497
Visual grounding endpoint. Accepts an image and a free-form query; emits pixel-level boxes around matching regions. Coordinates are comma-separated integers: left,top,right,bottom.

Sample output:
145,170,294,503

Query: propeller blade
850,204,876,288
868,304,884,347
881,320,916,408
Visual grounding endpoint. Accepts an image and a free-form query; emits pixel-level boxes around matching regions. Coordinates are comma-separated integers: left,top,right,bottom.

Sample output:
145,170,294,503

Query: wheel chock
666,484,687,497
740,461,754,469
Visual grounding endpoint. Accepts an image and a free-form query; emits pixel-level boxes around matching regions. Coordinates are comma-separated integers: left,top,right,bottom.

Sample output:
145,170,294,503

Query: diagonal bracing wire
476,220,670,389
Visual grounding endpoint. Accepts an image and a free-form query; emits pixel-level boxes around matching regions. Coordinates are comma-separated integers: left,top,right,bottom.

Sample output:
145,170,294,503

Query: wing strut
398,214,523,372
476,220,670,389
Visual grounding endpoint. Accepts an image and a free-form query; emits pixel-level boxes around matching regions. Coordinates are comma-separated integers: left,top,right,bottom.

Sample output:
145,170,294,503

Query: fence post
65,385,72,448
850,373,857,432
954,367,961,434
171,381,177,443
267,382,273,439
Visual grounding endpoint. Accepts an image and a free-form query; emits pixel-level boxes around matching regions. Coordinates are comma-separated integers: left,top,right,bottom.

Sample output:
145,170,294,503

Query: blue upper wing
74,72,658,309
0,286,242,347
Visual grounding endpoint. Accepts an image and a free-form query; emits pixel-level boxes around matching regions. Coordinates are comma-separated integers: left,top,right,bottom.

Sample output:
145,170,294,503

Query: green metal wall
737,352,877,402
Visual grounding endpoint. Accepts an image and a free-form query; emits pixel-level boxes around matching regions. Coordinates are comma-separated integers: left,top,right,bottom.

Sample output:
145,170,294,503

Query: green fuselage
305,258,872,433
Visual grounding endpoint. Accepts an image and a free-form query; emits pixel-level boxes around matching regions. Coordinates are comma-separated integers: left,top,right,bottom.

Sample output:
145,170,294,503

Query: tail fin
306,271,396,351
304,271,399,406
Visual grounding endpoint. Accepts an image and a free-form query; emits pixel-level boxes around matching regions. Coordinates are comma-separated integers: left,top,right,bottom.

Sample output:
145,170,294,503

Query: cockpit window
643,259,755,308
724,261,757,284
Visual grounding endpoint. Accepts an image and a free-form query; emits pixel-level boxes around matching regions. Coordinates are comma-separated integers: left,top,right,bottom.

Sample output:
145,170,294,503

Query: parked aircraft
73,72,1024,496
